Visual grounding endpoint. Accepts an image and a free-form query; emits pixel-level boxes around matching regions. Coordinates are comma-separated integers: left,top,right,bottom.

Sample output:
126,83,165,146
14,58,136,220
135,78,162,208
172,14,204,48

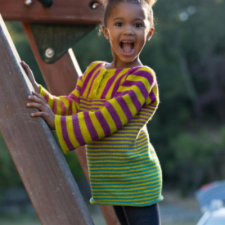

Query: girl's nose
123,26,134,36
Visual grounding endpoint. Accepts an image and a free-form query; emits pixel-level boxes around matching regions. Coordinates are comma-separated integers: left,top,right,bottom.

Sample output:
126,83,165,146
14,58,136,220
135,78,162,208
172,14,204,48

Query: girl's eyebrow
113,17,125,21
113,17,145,21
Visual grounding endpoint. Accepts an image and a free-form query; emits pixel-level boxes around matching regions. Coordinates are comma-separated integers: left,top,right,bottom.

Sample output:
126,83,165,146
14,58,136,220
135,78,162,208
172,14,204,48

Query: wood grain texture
0,15,94,225
0,0,103,24
22,22,120,225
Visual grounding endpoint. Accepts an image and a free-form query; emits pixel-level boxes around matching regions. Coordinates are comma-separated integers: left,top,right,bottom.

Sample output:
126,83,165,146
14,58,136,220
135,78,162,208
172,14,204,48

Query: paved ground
0,191,203,225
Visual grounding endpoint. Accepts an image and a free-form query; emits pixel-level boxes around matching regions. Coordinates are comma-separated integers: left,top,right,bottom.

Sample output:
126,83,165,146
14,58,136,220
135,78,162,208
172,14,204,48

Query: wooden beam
0,15,94,225
22,22,120,225
0,0,103,24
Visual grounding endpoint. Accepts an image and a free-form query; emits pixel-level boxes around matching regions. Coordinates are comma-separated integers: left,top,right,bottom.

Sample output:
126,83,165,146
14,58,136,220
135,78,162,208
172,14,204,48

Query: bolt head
45,48,55,58
91,2,99,9
24,0,33,6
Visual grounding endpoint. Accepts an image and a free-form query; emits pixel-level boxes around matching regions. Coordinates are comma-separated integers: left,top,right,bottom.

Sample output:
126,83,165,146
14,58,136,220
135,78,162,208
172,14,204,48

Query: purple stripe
116,97,133,121
76,85,81,92
44,93,49,103
122,80,148,99
60,101,66,116
140,112,154,117
68,94,79,104
101,69,123,99
149,90,156,102
52,98,57,113
80,105,100,110
95,111,111,136
129,90,142,111
114,90,130,98
128,67,140,74
103,101,122,129
132,70,154,86
80,97,105,103
111,73,128,96
142,106,157,113
80,106,99,111
61,117,74,150
87,70,101,97
72,114,86,146
81,63,103,95
80,101,102,107
83,112,99,141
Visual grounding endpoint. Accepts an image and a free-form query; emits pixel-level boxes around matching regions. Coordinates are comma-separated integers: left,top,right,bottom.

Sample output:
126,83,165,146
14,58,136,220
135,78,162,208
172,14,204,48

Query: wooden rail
0,0,103,24
0,15,94,225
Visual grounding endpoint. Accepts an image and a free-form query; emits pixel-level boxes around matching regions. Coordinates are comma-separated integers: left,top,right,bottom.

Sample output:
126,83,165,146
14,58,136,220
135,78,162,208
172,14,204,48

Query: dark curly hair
100,0,157,27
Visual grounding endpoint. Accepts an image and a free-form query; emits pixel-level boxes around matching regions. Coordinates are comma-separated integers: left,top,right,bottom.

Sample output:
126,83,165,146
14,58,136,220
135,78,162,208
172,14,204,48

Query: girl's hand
27,92,55,130
21,61,40,93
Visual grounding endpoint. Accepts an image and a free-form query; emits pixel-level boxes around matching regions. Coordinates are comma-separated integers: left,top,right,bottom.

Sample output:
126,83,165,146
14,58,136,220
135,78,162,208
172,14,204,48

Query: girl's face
102,2,154,68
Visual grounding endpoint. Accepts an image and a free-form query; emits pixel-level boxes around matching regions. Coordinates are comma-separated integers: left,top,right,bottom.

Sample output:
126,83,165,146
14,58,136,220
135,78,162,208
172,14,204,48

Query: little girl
22,0,163,224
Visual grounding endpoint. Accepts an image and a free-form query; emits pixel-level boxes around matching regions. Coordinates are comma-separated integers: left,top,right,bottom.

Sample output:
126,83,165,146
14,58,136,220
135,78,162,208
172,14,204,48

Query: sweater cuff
39,85,47,97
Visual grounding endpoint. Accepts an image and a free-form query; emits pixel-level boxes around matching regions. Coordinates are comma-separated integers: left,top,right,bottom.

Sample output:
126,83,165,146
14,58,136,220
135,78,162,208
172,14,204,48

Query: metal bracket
30,23,96,63
37,0,53,7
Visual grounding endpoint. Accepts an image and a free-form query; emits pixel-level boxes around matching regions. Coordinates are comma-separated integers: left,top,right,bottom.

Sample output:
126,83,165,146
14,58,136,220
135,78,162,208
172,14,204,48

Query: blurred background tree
1,0,225,197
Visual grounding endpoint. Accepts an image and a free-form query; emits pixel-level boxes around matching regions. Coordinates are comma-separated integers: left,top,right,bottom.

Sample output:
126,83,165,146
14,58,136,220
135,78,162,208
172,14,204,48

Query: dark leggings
113,204,160,225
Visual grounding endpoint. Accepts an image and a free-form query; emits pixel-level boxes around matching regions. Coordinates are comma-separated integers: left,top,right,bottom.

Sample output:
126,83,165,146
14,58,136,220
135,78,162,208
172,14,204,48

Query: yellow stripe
104,69,128,99
90,165,158,174
83,65,101,97
92,186,161,192
87,155,151,163
78,112,93,143
93,193,160,200
66,116,79,149
90,170,159,178
60,97,69,115
56,98,62,115
55,115,70,154
89,112,105,138
91,175,161,185
89,162,157,170
127,74,151,91
87,142,148,150
113,99,128,125
101,107,117,133
122,94,137,116
48,96,54,110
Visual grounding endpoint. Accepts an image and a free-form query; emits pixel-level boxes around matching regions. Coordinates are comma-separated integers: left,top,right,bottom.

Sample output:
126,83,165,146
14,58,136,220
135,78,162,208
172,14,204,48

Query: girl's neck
105,58,143,70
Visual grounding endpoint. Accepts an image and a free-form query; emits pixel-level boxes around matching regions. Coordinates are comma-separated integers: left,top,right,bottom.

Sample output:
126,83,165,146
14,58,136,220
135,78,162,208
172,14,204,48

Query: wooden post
22,22,120,225
0,15,94,225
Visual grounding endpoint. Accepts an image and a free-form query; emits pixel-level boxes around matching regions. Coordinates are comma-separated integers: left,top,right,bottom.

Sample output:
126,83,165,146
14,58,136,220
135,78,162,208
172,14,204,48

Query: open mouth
120,41,135,55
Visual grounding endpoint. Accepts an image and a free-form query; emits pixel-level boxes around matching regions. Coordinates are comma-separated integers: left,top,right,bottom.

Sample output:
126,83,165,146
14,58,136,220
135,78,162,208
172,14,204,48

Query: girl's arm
22,61,83,116
56,67,159,153
38,76,83,116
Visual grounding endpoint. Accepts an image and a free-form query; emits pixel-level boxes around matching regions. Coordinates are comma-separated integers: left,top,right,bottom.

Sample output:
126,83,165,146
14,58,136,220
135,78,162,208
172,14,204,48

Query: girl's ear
147,27,155,41
102,26,109,40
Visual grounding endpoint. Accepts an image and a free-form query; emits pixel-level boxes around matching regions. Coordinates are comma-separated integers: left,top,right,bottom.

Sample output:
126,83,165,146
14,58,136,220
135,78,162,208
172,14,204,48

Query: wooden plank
0,15,94,225
22,22,120,225
0,0,103,24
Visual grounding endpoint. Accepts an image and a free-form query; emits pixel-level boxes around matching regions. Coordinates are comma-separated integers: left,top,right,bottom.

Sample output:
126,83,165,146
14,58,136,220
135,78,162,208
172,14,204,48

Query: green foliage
163,127,225,195
0,136,22,188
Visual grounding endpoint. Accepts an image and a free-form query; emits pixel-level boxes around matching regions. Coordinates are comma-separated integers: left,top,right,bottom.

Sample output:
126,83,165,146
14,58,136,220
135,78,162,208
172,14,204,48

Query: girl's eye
135,23,142,28
116,22,123,27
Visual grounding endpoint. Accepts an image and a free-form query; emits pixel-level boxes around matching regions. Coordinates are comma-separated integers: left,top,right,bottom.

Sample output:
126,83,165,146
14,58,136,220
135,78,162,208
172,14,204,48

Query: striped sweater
40,61,163,206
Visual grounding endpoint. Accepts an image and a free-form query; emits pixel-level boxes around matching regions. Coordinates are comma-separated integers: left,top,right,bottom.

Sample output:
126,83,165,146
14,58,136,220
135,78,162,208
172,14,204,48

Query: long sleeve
55,67,159,153
39,75,84,116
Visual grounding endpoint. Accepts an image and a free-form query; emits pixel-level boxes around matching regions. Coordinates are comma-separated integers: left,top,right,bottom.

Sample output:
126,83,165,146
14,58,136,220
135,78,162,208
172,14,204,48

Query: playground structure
0,1,119,224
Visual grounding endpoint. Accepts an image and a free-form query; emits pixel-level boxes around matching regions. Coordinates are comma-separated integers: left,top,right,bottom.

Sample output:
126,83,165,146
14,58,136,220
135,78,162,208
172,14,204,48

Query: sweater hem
90,196,164,207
